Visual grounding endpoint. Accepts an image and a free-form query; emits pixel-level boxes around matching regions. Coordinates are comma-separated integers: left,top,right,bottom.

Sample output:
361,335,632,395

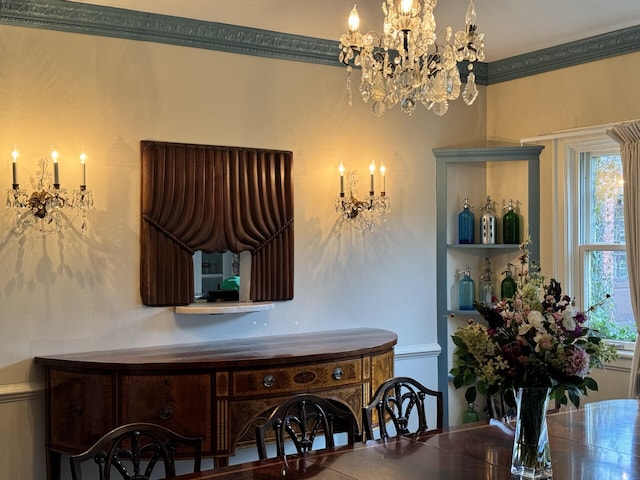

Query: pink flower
564,346,590,377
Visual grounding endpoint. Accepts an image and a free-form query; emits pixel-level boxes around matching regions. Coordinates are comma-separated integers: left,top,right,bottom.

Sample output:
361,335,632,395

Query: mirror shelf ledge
175,302,274,315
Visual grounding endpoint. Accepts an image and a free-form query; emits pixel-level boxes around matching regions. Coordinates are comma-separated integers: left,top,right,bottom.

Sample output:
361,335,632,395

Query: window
570,141,636,346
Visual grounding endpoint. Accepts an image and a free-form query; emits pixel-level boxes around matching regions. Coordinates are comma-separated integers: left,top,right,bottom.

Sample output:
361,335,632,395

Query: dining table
173,399,640,479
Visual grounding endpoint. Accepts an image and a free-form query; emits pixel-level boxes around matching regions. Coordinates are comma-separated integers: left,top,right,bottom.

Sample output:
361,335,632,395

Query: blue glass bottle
458,197,474,244
458,266,475,310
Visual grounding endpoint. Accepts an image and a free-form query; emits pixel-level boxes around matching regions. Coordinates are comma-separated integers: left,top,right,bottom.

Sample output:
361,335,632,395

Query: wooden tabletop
173,399,640,479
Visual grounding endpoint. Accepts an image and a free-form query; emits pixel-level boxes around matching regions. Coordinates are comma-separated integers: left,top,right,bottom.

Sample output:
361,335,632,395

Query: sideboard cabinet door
49,370,114,452
120,374,212,452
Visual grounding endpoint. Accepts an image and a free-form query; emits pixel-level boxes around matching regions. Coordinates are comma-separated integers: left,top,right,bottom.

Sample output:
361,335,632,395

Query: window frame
565,136,635,350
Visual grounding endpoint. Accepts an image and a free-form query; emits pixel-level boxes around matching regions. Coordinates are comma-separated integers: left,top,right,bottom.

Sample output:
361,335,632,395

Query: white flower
562,306,578,332
518,310,546,335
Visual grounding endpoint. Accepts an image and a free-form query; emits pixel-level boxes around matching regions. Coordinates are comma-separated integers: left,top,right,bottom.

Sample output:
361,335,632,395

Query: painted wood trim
4,1,638,85
394,343,441,360
489,25,640,84
0,381,45,404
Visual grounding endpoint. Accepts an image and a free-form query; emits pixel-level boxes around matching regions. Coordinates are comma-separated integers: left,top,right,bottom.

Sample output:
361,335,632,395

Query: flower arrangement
450,240,619,409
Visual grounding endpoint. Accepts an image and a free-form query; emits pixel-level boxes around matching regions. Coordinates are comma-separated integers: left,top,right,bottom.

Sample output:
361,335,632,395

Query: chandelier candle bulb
80,152,87,186
339,162,345,195
380,162,386,194
347,5,359,33
11,147,18,185
51,150,59,185
369,160,375,193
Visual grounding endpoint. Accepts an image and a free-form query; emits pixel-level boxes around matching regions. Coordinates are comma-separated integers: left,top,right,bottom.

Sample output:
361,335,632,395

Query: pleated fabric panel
141,140,294,306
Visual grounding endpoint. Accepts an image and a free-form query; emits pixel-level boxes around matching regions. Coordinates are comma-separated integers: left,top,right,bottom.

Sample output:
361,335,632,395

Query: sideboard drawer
232,358,362,397
120,374,212,452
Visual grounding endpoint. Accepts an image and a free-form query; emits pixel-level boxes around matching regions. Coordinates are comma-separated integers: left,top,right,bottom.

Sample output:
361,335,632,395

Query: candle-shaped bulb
51,149,60,185
11,146,18,185
80,151,87,186
348,5,360,33
401,0,413,15
379,161,386,193
369,160,375,192
338,162,345,195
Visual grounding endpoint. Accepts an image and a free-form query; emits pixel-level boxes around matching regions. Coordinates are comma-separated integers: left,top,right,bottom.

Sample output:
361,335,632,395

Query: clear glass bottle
458,197,474,244
501,263,518,300
480,257,494,305
480,195,496,244
502,199,520,244
458,265,475,310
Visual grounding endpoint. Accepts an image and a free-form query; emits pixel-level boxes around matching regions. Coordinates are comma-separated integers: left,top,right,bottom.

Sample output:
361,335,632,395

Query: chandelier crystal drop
339,0,485,117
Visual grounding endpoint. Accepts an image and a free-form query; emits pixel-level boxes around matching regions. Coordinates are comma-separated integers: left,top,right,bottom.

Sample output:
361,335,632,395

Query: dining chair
69,422,202,480
254,393,359,460
362,376,444,441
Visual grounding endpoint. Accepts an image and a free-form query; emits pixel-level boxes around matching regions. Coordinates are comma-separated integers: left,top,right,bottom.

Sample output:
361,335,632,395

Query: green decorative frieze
1,0,638,85
489,25,640,84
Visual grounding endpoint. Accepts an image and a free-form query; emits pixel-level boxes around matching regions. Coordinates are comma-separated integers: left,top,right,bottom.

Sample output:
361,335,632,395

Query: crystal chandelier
335,160,390,231
339,0,485,117
7,146,93,234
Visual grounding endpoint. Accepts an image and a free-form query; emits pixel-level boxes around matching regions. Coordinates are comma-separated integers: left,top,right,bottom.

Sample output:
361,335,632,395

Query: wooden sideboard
34,328,397,480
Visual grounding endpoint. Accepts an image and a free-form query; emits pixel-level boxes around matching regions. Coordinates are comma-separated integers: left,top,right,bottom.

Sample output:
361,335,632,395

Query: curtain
140,141,294,306
607,121,640,397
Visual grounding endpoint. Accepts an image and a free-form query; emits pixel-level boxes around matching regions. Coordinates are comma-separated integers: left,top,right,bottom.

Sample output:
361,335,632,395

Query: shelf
447,244,521,250
175,302,274,315
448,309,481,315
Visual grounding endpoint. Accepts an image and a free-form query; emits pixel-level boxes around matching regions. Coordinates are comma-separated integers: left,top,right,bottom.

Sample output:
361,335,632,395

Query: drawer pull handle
333,367,344,380
262,374,276,388
158,406,173,420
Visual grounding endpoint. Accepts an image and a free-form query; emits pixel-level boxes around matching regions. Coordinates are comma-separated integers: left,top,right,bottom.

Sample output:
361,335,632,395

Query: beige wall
0,24,486,478
487,52,640,272
485,52,639,411
2,20,637,478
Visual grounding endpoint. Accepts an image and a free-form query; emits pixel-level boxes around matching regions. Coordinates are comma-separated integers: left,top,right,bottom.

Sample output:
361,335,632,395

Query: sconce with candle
6,146,93,234
335,160,390,231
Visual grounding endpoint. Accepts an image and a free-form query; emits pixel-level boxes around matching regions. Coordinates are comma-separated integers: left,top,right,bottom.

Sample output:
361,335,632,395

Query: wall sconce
6,146,93,234
335,160,390,231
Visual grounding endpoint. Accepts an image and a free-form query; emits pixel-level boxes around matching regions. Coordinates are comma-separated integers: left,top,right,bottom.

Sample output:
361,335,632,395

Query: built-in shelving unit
434,145,544,426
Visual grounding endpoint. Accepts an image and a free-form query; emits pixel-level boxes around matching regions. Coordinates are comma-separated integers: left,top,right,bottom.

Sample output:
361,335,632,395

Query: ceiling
71,0,640,62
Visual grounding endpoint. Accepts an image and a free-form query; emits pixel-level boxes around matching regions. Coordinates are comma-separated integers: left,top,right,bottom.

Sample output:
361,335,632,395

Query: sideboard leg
47,450,61,480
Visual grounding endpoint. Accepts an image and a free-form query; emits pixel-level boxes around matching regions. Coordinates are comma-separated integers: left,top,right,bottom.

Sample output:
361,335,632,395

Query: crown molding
1,0,638,85
489,25,640,84
0,0,339,65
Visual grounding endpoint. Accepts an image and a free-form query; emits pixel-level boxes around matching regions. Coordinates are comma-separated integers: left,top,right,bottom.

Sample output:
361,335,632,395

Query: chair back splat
363,376,443,441
69,422,202,480
255,393,359,460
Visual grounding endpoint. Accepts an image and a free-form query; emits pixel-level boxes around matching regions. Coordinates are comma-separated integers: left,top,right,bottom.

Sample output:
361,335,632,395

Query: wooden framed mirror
140,140,294,306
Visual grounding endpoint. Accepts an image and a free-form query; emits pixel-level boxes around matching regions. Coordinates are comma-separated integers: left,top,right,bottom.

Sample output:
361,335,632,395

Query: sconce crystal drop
6,148,93,234
335,167,390,231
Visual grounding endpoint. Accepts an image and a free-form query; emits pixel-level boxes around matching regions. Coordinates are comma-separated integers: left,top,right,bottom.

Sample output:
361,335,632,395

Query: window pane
585,250,636,341
587,154,625,243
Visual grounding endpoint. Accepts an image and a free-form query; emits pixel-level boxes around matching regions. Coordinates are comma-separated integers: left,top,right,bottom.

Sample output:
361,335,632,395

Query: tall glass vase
511,387,553,479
